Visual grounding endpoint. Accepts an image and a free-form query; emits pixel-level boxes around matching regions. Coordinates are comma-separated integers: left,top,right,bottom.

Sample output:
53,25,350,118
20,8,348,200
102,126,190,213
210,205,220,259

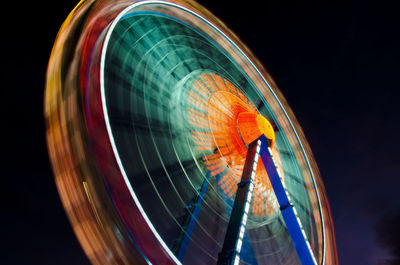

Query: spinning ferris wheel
45,0,338,264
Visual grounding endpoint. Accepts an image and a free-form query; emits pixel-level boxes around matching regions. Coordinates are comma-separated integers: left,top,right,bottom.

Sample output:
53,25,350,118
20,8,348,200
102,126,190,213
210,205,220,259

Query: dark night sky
3,0,400,264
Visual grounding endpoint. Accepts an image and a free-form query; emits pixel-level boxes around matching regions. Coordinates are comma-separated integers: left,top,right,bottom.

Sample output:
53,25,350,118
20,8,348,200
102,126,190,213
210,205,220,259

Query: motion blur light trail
187,73,280,217
45,0,338,264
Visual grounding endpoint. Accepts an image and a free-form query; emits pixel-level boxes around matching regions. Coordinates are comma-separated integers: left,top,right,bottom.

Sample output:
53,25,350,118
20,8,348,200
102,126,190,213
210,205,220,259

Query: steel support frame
217,134,318,265
173,171,211,261
258,134,317,265
217,140,261,265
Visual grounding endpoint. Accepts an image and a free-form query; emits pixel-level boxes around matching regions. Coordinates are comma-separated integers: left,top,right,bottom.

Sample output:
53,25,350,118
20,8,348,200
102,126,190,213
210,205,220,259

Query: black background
3,0,400,264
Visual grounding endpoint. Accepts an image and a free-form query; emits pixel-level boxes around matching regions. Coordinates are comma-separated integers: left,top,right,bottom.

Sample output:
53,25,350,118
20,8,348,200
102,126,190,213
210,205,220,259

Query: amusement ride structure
45,0,338,264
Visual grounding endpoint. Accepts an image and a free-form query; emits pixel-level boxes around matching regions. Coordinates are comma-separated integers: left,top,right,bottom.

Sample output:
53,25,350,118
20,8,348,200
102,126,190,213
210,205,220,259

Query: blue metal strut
173,171,211,261
258,134,318,265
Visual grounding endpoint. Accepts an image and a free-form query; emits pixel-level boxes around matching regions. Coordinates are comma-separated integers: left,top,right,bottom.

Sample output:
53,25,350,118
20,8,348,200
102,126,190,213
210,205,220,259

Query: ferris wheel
45,0,338,264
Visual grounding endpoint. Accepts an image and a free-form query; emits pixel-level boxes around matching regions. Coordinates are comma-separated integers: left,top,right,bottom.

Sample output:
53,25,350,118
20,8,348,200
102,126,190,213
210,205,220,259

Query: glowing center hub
187,73,281,217
237,112,275,147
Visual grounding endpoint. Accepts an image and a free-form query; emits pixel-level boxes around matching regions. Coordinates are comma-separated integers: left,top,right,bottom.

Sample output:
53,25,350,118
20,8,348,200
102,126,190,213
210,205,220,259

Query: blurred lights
45,0,338,264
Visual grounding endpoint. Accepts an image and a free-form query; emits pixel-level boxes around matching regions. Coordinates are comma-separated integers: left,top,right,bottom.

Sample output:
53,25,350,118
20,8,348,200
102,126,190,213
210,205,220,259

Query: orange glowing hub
237,112,275,147
187,73,283,216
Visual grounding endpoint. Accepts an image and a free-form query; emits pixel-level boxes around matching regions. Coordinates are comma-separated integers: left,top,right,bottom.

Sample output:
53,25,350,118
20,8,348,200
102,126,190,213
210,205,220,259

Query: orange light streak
187,73,283,216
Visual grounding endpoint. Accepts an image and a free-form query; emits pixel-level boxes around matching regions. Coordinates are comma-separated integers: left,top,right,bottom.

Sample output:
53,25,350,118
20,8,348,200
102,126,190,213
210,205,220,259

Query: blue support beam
173,171,211,261
258,134,318,265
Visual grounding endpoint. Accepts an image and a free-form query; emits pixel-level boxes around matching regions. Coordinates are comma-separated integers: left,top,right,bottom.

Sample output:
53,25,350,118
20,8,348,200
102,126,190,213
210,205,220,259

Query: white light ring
99,1,327,264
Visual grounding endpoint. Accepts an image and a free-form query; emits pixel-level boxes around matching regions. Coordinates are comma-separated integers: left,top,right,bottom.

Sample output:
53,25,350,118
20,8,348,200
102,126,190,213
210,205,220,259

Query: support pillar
217,139,261,265
173,171,211,261
258,134,317,265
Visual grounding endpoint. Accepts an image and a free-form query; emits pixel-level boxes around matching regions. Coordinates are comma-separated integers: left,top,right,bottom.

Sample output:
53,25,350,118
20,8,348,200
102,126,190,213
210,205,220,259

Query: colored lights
187,73,280,217
45,0,338,264
237,112,275,147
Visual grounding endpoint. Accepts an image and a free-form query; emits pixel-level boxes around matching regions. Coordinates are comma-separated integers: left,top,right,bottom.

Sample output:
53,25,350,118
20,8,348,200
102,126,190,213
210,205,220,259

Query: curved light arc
100,1,326,264
100,2,183,265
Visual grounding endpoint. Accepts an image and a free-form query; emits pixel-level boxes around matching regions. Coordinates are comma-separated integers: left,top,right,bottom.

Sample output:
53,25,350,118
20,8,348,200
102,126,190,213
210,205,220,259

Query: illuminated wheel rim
45,1,338,264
